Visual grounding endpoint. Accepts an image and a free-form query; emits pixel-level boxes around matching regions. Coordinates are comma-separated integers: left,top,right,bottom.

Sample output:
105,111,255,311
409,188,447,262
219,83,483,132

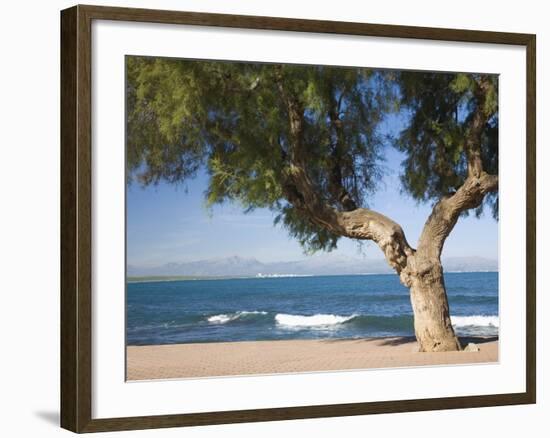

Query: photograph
125,57,500,381
0,0,542,434
54,2,536,432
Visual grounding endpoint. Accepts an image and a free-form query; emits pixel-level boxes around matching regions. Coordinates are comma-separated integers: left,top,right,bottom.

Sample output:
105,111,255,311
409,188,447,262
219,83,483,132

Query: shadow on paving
378,335,498,347
318,336,498,347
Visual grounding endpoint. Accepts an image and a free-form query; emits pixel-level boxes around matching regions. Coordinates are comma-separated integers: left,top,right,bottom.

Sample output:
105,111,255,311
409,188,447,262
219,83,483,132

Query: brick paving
127,337,498,380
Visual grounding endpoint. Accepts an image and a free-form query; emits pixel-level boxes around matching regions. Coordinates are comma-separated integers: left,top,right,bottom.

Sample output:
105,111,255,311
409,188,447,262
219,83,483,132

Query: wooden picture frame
61,4,536,433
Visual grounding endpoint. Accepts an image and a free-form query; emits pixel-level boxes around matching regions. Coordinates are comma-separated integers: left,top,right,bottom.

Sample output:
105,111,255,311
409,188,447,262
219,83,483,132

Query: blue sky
127,145,498,266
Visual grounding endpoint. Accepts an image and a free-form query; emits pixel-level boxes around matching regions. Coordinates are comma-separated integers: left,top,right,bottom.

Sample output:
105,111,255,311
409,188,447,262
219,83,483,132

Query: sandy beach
126,336,498,380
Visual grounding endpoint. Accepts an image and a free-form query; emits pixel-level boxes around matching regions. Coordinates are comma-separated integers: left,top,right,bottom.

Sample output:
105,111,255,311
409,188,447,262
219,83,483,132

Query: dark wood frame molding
61,4,536,433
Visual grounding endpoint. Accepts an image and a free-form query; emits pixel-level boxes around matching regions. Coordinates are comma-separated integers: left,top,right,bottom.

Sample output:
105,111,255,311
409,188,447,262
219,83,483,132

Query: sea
126,271,498,346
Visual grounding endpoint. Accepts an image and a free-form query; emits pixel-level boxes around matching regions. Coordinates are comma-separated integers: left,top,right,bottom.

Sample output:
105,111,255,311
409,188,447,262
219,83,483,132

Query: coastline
127,274,314,283
126,336,498,381
127,270,498,284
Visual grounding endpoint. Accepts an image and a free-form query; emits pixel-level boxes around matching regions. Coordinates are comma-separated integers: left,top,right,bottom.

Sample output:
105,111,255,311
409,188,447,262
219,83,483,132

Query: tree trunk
407,260,461,352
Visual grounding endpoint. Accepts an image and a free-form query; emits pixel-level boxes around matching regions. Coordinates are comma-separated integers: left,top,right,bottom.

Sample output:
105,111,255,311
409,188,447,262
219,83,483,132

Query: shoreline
127,270,498,284
126,274,314,283
127,336,498,381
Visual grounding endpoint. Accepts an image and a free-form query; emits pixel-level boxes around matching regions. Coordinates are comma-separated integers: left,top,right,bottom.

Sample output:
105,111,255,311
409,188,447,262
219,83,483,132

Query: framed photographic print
60,4,536,433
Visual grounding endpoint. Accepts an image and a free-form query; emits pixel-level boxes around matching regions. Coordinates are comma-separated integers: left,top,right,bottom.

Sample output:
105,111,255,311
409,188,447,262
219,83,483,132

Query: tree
127,57,498,352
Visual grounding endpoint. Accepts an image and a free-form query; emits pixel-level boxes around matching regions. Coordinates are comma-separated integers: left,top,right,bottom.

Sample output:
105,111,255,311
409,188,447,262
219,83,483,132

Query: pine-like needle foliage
127,57,498,252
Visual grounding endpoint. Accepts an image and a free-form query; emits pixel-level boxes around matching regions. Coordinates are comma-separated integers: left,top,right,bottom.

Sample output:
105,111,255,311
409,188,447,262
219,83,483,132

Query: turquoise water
126,271,498,345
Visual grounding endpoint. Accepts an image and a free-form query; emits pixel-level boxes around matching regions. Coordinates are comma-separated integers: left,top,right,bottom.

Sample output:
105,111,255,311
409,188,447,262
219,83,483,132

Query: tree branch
417,172,498,262
274,69,414,280
327,83,358,211
465,75,492,177
416,75,498,264
339,208,415,282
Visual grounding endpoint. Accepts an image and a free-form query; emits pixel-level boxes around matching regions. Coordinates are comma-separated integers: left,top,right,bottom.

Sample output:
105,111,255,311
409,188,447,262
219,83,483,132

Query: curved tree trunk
407,259,461,352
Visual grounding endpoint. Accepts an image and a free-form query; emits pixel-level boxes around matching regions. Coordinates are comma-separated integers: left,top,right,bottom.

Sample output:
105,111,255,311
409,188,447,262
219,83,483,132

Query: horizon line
127,253,499,268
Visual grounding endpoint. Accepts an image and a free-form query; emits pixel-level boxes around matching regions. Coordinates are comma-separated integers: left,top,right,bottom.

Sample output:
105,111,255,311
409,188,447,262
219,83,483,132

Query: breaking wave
207,311,268,324
451,315,499,328
275,313,356,328
205,312,499,335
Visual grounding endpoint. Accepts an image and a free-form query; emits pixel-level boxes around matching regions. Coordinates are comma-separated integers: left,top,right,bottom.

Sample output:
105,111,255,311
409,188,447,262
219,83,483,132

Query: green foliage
127,57,388,252
394,72,498,218
127,57,499,253
449,73,473,94
274,205,340,254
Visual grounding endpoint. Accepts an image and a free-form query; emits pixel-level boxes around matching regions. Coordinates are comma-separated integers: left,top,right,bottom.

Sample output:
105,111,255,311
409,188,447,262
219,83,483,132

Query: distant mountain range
127,254,498,278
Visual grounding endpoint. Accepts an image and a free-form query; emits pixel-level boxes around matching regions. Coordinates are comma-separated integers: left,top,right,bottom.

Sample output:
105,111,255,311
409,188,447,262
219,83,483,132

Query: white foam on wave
207,314,239,324
451,315,499,327
275,313,356,328
207,311,267,324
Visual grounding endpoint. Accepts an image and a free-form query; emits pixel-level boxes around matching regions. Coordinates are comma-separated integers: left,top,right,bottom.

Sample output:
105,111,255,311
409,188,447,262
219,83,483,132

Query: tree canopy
396,71,498,217
126,56,498,253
